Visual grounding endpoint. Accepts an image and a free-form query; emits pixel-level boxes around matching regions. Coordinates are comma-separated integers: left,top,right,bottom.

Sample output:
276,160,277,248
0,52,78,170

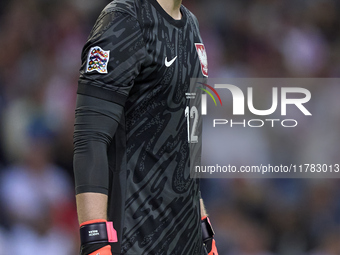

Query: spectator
0,119,78,255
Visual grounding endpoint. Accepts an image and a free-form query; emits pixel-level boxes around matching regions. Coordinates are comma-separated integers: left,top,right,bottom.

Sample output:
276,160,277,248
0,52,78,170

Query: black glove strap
201,217,215,242
80,222,109,246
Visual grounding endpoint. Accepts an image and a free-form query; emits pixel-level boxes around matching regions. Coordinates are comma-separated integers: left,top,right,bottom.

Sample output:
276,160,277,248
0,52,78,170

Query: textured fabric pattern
78,0,207,254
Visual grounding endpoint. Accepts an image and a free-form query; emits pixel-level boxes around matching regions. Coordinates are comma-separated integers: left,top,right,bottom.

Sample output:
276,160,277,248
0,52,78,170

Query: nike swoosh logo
165,56,177,67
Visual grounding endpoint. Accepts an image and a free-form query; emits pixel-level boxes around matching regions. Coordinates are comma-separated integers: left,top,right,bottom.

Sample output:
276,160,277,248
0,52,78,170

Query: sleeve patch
86,46,110,74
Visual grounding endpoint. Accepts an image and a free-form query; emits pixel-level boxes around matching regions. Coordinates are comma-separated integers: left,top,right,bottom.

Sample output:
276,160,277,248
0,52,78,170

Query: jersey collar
147,0,187,28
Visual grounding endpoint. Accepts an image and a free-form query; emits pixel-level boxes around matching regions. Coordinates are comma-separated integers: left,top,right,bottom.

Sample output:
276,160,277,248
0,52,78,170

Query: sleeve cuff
76,185,109,195
77,81,128,106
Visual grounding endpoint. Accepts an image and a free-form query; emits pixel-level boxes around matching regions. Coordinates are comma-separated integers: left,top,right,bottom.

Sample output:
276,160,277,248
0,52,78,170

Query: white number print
185,106,199,143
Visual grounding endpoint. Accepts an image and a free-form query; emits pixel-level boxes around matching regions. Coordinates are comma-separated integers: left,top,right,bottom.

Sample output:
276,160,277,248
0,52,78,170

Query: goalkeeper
73,0,218,254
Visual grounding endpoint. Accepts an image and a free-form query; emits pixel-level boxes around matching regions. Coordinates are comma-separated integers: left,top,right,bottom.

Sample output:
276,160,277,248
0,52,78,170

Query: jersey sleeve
78,9,146,106
73,94,122,195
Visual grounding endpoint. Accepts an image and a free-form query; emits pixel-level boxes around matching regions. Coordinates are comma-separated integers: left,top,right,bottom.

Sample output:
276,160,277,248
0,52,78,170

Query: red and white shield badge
195,43,208,77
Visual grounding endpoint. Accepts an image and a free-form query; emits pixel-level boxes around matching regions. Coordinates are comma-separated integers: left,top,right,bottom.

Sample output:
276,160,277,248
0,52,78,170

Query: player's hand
81,244,111,255
84,245,112,255
79,219,117,255
205,239,218,255
201,216,218,255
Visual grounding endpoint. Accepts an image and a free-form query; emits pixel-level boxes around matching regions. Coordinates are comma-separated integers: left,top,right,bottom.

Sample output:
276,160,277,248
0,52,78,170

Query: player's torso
108,1,207,254
124,0,207,167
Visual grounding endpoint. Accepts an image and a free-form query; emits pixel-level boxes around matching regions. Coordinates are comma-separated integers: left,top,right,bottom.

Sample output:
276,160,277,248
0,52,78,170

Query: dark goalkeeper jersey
77,0,208,254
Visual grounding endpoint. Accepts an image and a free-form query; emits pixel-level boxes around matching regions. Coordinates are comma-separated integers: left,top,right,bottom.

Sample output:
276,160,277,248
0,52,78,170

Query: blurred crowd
0,0,339,254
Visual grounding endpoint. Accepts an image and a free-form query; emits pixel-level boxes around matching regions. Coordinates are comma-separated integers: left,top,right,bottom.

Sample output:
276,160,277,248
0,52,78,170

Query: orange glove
79,219,117,255
201,216,218,255
88,245,112,255
207,239,218,255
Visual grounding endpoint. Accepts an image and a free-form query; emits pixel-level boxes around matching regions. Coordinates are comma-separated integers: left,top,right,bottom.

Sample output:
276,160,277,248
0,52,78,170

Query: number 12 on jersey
185,106,199,143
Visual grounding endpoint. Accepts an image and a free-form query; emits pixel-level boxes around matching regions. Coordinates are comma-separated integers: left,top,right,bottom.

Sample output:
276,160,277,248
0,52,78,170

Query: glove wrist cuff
80,220,118,246
201,216,215,242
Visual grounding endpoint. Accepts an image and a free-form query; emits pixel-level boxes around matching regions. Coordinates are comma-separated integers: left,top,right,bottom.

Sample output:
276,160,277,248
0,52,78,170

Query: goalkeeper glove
201,216,218,255
79,219,117,255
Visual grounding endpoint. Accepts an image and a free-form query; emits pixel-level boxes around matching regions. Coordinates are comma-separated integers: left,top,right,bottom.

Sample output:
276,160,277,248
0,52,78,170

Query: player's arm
76,193,108,224
74,94,121,224
73,5,145,254
74,94,123,255
200,198,208,217
200,198,218,255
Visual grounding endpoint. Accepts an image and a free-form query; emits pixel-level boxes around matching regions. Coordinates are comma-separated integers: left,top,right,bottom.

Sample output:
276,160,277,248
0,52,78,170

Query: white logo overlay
165,56,177,67
202,84,312,128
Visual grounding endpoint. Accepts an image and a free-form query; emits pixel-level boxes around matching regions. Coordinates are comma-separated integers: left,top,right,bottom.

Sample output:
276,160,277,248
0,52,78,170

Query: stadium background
0,0,340,254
